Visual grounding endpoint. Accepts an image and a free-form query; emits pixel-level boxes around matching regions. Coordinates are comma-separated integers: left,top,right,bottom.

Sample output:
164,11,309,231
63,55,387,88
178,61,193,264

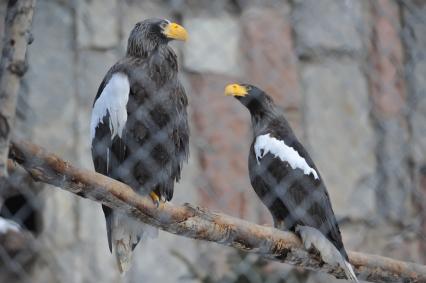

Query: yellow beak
224,84,248,97
163,22,188,41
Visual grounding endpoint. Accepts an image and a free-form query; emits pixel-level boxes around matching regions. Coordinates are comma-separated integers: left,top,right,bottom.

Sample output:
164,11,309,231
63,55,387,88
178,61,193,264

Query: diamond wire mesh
0,0,425,282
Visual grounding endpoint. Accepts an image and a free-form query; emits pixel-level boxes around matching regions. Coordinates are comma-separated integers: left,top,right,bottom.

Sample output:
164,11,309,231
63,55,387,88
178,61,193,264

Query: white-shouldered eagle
90,19,189,273
225,83,358,282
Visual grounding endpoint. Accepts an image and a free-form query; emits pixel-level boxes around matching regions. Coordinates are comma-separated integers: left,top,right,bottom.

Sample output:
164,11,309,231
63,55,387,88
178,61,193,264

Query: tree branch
0,0,36,177
7,139,426,283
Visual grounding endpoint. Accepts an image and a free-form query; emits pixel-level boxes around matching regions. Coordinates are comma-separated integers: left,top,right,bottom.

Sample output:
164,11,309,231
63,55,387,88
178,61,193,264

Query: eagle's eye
160,21,168,29
246,86,252,91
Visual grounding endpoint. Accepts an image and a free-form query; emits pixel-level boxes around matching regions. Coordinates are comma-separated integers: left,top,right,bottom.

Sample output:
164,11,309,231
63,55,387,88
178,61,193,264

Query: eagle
90,19,189,273
225,83,358,282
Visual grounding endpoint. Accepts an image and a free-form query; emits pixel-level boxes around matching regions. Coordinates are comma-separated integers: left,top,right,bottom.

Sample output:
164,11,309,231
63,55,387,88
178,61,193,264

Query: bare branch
0,0,36,177
8,139,426,283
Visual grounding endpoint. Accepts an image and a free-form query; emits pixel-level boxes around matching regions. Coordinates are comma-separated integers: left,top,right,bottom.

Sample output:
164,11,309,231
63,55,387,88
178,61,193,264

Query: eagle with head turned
225,84,358,282
90,19,189,273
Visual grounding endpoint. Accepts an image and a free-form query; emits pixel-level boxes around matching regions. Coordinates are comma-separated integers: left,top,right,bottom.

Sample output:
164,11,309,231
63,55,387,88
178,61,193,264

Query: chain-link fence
0,0,425,282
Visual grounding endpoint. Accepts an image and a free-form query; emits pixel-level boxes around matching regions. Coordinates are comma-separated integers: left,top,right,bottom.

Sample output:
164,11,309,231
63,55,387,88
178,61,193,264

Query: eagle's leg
273,219,287,230
150,192,160,207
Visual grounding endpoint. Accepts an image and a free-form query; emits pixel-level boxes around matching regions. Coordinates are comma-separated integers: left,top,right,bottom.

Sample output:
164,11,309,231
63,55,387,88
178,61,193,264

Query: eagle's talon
150,192,160,207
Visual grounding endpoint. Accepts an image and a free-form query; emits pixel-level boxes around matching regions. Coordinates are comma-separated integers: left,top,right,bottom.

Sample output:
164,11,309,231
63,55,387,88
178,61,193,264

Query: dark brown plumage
91,18,189,272
225,83,358,281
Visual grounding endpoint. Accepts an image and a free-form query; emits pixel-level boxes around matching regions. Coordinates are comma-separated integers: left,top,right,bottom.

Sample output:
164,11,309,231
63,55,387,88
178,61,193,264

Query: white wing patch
254,133,319,180
90,73,130,142
0,217,21,234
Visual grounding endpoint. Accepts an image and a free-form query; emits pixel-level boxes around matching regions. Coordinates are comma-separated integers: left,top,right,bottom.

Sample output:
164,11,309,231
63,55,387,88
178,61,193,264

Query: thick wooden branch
7,139,426,283
0,0,36,177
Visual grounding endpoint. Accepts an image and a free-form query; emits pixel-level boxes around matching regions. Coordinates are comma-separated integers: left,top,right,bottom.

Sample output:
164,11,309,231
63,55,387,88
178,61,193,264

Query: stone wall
0,0,425,282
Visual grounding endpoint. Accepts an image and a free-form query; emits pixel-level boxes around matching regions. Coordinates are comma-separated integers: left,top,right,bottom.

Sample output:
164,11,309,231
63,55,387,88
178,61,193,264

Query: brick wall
0,0,425,282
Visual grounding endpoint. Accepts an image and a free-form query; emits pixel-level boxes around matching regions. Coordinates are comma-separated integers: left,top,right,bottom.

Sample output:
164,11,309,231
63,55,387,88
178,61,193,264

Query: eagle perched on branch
225,84,358,282
90,19,189,273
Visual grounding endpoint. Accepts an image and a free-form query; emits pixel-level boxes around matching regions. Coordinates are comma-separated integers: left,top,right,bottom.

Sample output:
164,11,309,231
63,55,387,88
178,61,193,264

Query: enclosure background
0,0,425,282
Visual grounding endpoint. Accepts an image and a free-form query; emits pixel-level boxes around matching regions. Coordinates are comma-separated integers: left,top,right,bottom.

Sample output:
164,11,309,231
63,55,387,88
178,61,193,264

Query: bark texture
0,0,35,177
7,139,426,283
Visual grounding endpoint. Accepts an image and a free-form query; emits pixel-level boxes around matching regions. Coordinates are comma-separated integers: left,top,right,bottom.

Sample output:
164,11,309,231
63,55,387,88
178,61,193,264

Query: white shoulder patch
90,73,130,142
0,217,21,234
254,133,319,180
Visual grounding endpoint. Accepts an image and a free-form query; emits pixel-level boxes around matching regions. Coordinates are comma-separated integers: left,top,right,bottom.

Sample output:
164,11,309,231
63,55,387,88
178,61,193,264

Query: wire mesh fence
0,0,425,282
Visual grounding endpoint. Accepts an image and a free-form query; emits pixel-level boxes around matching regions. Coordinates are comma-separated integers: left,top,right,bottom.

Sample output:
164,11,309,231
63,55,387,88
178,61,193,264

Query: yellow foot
150,192,160,207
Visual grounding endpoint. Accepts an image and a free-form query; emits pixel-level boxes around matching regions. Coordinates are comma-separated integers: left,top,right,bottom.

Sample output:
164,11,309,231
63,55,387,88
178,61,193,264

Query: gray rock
127,232,198,283
292,0,365,57
173,0,236,17
302,60,376,219
366,0,414,223
120,1,171,51
75,198,120,282
410,72,426,169
403,3,426,171
0,1,7,51
237,0,292,10
375,119,413,222
76,0,119,49
26,0,76,161
183,17,241,76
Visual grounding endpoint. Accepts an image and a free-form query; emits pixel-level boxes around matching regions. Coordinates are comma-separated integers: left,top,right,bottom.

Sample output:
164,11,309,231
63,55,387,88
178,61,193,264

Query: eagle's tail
343,259,359,282
110,211,158,274
295,225,359,282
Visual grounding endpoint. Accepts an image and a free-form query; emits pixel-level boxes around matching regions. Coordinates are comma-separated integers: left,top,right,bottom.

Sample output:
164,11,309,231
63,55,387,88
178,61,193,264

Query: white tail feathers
115,239,133,274
112,212,158,274
295,225,359,282
343,260,359,282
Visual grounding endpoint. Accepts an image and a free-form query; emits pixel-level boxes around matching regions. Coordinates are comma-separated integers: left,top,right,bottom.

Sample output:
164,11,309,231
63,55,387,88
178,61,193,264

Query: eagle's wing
90,72,130,252
251,132,347,260
151,81,189,201
172,82,190,182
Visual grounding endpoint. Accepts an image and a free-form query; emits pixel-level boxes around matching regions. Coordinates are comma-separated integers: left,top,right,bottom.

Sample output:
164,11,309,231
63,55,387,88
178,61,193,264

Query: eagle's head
225,83,274,115
127,18,188,56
